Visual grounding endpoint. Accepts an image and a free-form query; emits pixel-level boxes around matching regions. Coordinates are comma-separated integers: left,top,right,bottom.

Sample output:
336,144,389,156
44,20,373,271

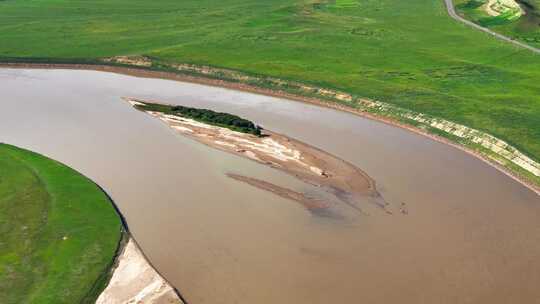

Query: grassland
0,0,539,167
0,144,122,304
456,0,540,46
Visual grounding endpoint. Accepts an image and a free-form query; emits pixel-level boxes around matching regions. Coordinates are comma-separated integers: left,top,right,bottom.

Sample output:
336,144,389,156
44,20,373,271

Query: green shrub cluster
460,0,487,9
135,101,262,136
170,105,262,136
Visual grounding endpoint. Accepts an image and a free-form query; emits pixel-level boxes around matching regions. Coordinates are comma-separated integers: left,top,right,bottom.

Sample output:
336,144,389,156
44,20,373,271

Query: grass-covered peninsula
132,99,262,136
0,144,122,304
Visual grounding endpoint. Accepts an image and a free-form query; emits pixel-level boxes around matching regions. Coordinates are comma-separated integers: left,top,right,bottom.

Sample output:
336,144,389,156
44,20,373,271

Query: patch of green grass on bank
333,0,359,8
0,0,540,163
456,0,540,46
0,144,122,304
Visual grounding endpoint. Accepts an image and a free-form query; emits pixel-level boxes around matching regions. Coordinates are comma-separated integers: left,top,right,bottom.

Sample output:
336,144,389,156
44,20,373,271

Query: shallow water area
1,68,539,304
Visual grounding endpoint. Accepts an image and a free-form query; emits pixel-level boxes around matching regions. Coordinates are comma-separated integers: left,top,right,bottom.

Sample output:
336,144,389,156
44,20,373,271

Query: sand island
124,97,391,215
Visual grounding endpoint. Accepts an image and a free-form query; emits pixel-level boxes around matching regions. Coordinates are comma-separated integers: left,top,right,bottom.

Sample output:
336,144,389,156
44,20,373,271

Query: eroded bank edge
1,58,538,195
93,183,188,304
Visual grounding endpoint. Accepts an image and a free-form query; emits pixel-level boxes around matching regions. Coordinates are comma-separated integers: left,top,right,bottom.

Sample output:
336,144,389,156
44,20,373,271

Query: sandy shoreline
92,182,185,303
97,237,183,304
1,62,538,195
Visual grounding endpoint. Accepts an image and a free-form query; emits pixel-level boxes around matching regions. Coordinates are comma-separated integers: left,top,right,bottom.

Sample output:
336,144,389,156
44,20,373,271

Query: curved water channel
1,68,539,304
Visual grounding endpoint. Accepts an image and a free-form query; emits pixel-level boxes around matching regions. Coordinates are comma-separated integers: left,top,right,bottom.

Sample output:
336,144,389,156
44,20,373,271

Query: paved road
443,0,540,54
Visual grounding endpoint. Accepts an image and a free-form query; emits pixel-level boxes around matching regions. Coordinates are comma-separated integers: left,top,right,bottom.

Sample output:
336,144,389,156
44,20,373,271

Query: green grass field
0,144,122,304
456,0,540,46
0,0,539,164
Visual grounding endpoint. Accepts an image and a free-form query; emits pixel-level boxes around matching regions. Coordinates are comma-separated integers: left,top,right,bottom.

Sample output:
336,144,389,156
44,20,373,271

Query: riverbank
2,62,538,196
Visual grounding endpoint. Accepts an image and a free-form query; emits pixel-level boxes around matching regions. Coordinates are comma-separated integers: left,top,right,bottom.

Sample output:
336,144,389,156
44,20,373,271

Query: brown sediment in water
226,173,330,210
124,97,388,213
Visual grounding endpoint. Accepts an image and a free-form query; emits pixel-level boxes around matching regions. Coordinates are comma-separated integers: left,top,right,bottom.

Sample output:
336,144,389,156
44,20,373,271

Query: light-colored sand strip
172,125,194,133
125,98,146,107
156,113,310,168
96,238,183,304
103,56,152,67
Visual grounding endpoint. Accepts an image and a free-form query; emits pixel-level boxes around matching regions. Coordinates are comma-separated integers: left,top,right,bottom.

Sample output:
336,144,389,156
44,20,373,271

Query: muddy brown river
1,68,539,304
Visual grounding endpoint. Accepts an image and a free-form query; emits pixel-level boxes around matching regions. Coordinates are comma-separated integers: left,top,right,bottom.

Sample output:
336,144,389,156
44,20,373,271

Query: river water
1,68,539,304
